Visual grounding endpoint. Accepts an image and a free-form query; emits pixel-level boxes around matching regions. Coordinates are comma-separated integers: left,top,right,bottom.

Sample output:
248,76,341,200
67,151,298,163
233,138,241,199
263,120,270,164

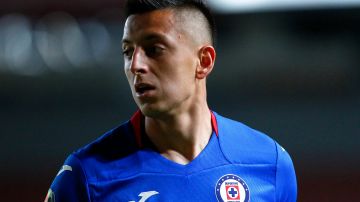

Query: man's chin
138,104,159,117
138,104,168,119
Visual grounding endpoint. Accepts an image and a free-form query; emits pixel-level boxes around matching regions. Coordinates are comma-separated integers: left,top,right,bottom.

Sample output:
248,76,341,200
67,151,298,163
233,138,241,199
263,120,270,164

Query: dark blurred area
0,1,359,201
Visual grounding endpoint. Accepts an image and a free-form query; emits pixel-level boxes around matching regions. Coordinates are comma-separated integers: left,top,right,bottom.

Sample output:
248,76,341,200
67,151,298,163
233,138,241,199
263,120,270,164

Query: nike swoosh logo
129,191,159,202
56,165,72,176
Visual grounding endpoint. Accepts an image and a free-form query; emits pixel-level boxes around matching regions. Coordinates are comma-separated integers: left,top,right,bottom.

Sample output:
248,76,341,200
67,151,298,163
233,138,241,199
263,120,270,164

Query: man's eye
122,48,133,58
146,46,164,57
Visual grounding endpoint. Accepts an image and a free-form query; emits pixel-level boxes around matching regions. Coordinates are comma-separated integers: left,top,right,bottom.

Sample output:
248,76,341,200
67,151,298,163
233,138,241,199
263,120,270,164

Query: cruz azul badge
215,174,250,202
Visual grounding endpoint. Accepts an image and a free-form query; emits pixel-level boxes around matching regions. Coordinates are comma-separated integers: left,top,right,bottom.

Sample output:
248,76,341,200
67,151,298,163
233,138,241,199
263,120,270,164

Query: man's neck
145,104,213,165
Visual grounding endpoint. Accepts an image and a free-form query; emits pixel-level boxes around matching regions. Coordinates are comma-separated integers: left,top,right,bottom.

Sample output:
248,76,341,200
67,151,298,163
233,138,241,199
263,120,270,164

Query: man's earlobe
197,46,216,79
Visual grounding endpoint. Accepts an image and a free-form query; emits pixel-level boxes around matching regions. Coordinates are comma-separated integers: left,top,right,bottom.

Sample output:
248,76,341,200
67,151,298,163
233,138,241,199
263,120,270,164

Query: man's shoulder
54,119,145,184
72,120,138,162
215,112,280,165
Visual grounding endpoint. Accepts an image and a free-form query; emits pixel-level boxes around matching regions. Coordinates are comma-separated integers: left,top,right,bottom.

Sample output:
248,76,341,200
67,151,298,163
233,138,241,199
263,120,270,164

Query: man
45,0,297,201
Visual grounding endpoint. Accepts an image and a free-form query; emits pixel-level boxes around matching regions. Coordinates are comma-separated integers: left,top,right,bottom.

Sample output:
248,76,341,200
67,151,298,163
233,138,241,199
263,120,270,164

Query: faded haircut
124,0,216,46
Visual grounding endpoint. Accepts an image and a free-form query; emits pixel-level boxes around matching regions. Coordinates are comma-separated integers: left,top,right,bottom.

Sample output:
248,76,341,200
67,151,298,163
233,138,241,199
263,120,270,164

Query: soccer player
45,0,297,201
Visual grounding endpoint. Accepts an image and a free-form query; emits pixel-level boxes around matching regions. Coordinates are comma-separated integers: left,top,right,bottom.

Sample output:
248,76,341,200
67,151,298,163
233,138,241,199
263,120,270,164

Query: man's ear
196,45,216,79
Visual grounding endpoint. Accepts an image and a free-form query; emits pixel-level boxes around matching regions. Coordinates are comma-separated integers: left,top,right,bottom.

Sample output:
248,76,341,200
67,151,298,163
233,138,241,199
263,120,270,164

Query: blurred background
0,0,359,201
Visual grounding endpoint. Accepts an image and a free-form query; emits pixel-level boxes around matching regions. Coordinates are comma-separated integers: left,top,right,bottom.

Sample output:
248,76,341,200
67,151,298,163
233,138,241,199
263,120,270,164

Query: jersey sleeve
275,142,297,202
45,154,90,202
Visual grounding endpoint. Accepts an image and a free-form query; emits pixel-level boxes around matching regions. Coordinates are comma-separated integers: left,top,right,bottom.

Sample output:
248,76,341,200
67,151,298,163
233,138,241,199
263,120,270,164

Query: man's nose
130,47,148,75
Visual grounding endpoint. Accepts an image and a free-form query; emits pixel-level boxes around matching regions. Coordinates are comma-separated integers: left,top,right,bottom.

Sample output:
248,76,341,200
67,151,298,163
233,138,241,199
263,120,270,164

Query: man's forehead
123,9,177,39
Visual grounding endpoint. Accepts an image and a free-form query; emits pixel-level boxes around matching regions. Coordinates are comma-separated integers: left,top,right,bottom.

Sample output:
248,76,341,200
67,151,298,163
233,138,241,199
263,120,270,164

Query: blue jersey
45,111,297,202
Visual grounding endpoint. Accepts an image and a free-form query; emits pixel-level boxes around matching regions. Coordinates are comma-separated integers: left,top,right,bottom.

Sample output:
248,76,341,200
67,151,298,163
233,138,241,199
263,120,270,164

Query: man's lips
134,83,156,95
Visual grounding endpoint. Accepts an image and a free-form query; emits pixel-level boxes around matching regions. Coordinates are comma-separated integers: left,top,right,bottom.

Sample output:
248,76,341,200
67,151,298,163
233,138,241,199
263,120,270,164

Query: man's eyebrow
122,33,168,44
122,39,131,44
143,33,166,41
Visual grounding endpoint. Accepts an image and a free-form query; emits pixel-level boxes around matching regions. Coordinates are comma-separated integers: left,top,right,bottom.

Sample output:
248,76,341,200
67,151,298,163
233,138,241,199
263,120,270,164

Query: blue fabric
46,112,297,202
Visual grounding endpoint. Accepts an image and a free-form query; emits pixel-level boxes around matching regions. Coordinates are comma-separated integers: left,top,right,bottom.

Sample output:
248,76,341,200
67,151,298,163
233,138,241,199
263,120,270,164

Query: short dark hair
125,0,216,45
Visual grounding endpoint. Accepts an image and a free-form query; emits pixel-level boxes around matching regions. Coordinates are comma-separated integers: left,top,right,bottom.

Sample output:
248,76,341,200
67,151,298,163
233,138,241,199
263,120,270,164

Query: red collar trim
210,111,219,137
130,110,219,148
130,110,143,148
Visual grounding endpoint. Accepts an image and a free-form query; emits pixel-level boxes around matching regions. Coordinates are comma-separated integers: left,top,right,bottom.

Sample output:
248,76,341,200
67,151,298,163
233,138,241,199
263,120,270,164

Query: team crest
215,174,250,202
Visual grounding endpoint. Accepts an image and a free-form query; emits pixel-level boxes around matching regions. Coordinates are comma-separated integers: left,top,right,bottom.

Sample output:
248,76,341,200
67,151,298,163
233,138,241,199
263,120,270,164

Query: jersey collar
130,110,219,148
